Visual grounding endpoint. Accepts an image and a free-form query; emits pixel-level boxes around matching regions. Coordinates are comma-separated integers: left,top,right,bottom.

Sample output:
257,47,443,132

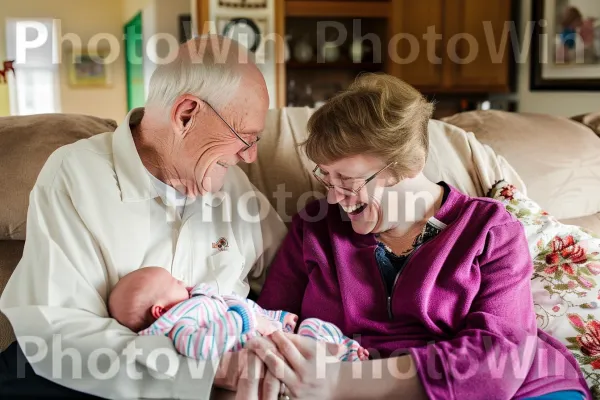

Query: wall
518,0,600,116
145,0,191,94
123,0,152,24
569,0,600,18
0,0,127,121
0,47,8,116
142,1,157,97
124,0,192,101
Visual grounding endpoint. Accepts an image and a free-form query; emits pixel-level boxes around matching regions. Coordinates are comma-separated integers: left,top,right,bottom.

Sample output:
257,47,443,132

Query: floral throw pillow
489,180,600,397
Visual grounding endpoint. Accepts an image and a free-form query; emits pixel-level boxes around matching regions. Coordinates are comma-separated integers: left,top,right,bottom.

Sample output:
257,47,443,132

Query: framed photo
531,0,600,90
68,51,113,88
179,14,193,44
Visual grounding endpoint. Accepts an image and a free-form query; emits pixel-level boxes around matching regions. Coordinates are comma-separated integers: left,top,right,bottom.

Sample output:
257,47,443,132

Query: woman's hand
246,331,343,400
214,345,284,400
235,362,282,400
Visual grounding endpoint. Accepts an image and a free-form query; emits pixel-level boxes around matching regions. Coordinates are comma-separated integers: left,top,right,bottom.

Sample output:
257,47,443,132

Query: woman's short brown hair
304,73,434,179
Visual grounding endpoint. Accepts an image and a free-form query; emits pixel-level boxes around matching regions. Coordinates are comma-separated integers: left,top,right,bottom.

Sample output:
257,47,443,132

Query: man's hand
246,332,342,400
214,350,249,391
213,349,272,389
214,349,283,400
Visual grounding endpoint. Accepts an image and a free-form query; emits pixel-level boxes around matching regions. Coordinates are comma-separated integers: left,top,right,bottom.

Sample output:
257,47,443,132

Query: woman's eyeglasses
204,101,261,151
312,162,397,196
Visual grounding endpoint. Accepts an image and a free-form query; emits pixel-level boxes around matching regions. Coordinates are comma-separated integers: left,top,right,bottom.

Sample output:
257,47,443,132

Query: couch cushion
489,181,600,394
240,108,525,225
443,110,600,220
423,118,525,197
561,213,600,236
0,114,117,240
573,111,600,139
239,108,324,225
0,240,23,350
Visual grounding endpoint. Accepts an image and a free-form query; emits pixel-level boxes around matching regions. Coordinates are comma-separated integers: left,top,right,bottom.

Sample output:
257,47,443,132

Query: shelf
286,1,390,18
286,60,383,71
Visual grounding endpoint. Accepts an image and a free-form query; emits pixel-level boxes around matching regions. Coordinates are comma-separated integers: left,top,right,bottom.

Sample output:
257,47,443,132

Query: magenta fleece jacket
257,184,590,400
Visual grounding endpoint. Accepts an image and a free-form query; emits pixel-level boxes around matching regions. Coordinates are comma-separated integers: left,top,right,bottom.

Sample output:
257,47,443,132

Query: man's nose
327,187,345,204
238,145,258,163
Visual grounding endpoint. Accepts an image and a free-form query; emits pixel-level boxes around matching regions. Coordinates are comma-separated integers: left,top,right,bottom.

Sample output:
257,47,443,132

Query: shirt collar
112,107,224,207
112,108,157,202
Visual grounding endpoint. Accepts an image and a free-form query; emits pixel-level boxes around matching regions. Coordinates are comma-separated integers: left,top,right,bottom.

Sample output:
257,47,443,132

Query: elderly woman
249,74,590,400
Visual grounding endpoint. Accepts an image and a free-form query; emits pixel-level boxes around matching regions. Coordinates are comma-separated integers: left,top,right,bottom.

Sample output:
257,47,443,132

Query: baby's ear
151,305,165,319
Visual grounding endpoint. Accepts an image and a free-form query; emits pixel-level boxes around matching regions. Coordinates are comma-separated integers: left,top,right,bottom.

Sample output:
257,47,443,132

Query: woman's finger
247,336,297,383
270,331,309,376
247,335,286,362
261,370,281,400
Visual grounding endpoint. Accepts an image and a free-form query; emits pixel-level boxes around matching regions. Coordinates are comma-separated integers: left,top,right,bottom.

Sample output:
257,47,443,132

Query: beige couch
1,108,600,352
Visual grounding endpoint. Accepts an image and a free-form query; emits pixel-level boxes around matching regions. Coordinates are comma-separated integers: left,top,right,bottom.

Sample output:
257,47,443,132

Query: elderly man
0,36,286,399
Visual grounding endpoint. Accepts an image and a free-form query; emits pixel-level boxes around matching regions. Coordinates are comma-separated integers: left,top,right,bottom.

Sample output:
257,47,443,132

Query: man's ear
151,305,165,319
171,95,201,135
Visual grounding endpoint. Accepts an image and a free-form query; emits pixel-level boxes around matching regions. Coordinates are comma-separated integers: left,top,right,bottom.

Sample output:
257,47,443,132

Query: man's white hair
146,35,253,112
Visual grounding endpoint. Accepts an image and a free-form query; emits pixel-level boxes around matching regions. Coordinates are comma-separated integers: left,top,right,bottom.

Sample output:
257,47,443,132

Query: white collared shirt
0,108,287,399
147,170,188,218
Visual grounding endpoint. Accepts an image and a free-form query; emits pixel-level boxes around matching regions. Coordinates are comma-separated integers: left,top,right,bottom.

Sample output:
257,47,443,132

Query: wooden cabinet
443,0,513,92
265,0,515,105
389,0,513,93
388,0,445,90
286,1,389,18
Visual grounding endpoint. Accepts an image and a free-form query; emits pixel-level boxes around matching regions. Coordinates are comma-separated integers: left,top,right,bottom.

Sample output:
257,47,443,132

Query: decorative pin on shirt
212,237,229,251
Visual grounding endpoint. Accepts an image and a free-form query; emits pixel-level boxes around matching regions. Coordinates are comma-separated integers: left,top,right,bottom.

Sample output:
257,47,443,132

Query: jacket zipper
384,244,423,320
375,252,393,319
377,216,449,320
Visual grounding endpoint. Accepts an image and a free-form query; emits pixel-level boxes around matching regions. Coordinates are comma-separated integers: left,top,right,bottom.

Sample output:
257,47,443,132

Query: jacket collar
112,107,224,207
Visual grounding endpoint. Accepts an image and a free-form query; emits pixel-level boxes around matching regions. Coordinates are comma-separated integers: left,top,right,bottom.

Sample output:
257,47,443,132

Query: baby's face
155,273,190,310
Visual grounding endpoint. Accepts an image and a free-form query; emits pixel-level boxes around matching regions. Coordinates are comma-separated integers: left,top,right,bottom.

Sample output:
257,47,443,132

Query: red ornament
0,60,15,84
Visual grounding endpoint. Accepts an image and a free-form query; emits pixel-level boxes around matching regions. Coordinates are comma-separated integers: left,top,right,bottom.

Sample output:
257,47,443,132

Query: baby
108,267,369,361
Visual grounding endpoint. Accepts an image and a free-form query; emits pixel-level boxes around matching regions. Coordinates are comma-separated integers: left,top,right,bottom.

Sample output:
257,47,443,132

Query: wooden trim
275,0,286,108
418,85,511,94
441,0,455,89
196,0,211,35
386,0,402,77
286,1,390,18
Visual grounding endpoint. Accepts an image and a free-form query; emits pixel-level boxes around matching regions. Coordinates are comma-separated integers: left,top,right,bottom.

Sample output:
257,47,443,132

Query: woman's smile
340,202,367,215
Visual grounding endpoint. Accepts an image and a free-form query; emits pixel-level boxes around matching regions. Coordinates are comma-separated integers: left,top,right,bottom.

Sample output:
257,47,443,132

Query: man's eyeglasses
204,101,261,151
312,162,397,196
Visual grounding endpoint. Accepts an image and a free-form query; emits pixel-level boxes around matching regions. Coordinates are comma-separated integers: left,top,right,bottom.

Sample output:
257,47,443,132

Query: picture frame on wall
67,51,113,88
531,0,600,90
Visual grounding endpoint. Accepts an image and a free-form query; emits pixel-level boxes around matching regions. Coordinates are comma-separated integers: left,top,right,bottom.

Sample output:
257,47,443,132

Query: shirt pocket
208,248,245,295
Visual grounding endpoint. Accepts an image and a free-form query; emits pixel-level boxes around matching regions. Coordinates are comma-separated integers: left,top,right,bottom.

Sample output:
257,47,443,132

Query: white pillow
490,181,600,395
